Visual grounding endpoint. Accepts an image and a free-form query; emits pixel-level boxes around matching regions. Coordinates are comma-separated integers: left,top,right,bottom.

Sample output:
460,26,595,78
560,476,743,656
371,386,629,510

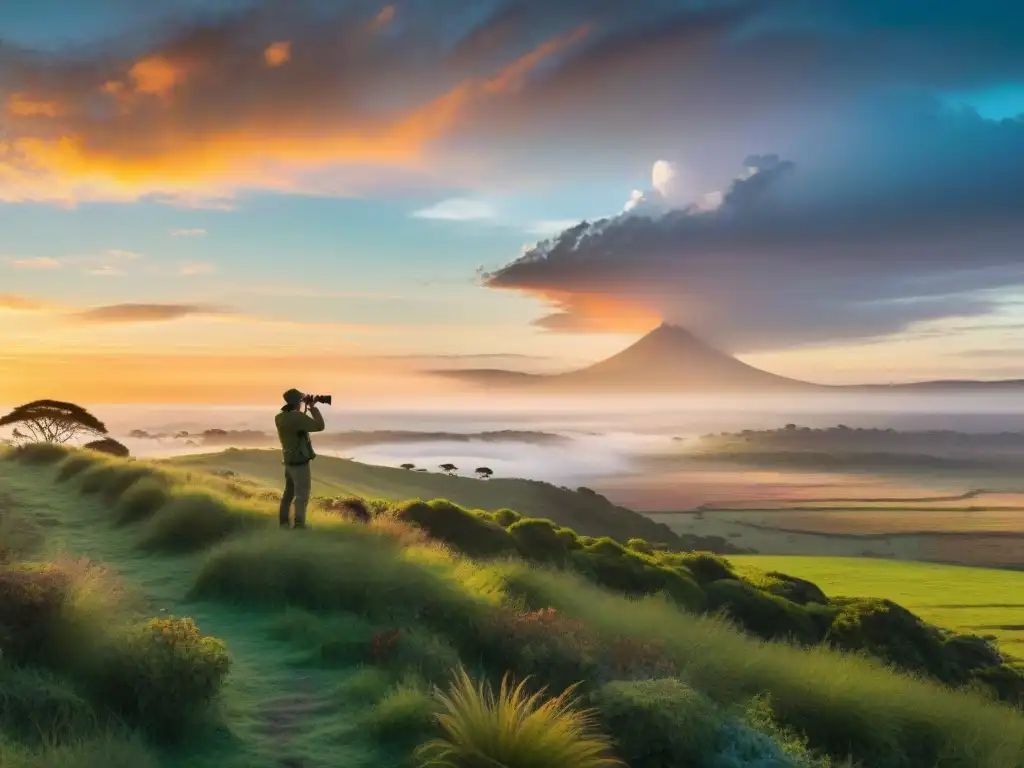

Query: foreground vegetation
2,442,1024,767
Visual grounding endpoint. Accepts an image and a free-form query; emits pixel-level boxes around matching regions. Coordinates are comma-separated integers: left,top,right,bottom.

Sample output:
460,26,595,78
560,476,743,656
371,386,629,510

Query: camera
303,394,332,406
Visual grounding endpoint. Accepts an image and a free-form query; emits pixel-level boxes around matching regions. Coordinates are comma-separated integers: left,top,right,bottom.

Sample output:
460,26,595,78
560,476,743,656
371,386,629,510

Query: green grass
0,452,399,768
4,443,1024,768
731,556,1024,657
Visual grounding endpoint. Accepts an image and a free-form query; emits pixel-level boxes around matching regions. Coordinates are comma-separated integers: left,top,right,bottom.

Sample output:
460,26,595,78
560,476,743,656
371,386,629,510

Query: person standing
275,388,325,529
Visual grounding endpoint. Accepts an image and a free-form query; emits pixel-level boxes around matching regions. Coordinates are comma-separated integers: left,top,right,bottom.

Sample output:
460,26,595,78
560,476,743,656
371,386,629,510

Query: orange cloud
0,294,50,312
264,41,291,67
0,10,591,205
127,55,189,98
524,289,662,334
5,94,62,117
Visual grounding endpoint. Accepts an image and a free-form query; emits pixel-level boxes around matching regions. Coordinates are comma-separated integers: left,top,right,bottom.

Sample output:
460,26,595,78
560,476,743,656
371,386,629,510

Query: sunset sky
2,0,1024,403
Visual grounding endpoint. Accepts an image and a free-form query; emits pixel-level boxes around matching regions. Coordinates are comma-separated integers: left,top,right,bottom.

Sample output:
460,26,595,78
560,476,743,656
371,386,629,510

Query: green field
732,556,1024,657
3,444,1024,768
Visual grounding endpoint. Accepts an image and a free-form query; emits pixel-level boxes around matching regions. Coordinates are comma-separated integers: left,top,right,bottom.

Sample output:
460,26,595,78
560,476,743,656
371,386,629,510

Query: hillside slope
4,443,1024,768
165,449,744,552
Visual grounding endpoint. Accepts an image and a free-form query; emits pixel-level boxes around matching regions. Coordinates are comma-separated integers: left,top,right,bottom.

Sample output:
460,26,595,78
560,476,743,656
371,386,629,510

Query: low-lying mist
34,390,1023,489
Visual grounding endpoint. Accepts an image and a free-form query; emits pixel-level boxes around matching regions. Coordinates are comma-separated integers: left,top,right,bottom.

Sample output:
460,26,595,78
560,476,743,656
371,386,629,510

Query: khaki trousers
279,462,311,527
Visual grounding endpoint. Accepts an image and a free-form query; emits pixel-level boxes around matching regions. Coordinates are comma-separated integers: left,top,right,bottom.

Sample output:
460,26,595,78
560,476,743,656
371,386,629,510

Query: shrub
414,667,621,768
334,667,394,705
705,580,822,645
664,552,736,584
826,599,948,678
0,665,97,745
96,465,161,504
321,495,372,523
362,680,436,747
0,564,72,664
192,531,494,637
87,617,230,738
76,463,122,495
626,538,653,554
570,543,704,611
57,454,99,483
116,479,170,526
493,508,521,528
395,500,516,558
386,628,465,685
590,678,722,768
509,518,580,563
480,608,601,693
751,571,829,606
741,694,833,767
137,493,264,553
8,442,70,465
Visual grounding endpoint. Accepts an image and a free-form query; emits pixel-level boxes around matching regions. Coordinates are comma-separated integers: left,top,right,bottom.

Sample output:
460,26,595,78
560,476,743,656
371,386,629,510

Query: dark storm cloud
6,0,1024,201
485,94,1024,352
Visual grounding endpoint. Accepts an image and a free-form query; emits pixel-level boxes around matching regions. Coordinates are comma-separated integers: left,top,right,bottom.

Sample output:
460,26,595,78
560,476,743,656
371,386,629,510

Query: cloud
484,95,1024,353
72,303,226,324
412,198,498,221
107,249,142,260
263,41,291,68
170,228,207,237
0,294,50,312
0,2,592,204
4,0,1023,218
6,256,62,269
178,261,215,276
526,219,582,236
87,265,126,277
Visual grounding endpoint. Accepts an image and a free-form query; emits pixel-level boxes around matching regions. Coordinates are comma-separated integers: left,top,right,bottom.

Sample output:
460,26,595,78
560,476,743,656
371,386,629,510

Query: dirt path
0,461,376,768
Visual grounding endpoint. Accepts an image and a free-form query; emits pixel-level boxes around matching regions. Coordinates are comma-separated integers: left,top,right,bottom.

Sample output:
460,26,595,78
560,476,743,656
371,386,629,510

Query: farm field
731,556,1024,657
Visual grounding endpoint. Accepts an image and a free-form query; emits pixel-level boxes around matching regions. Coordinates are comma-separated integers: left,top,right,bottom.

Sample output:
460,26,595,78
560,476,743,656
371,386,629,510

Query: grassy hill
731,556,1024,658
2,442,1024,767
166,449,744,553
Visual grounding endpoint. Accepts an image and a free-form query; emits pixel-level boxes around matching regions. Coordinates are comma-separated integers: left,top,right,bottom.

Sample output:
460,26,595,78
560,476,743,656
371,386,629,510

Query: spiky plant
415,667,622,768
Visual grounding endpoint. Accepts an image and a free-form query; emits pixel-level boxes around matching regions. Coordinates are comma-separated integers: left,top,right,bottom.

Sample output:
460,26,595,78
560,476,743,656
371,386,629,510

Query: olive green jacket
275,406,325,465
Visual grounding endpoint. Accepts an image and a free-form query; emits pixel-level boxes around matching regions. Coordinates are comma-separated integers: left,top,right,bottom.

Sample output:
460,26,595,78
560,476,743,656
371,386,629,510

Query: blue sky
2,0,1024,402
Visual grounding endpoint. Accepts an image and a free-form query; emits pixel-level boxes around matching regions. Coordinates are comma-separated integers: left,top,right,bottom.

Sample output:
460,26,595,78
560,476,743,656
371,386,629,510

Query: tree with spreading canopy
84,437,131,457
0,400,108,445
475,466,493,479
439,463,458,476
400,463,416,470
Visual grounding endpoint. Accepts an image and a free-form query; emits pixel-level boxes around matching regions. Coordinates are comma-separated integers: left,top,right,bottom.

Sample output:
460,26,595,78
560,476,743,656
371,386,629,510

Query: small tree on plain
84,437,131,457
0,400,108,444
439,463,458,476
475,466,493,480
400,463,416,471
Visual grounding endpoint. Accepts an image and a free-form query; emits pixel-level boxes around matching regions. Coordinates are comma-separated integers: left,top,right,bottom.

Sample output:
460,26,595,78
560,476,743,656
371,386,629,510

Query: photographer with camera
275,388,331,529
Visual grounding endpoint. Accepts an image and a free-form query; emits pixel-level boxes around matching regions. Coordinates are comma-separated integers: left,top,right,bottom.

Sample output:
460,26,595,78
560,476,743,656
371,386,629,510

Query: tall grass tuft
56,454,100,483
6,442,71,466
137,492,266,552
414,667,621,768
